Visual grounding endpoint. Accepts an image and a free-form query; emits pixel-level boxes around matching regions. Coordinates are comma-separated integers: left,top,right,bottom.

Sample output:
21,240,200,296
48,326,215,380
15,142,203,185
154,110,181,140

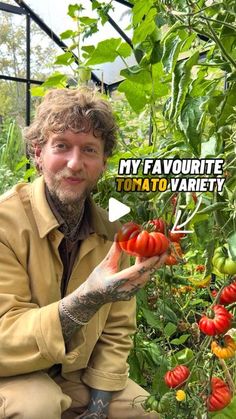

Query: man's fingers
101,240,122,269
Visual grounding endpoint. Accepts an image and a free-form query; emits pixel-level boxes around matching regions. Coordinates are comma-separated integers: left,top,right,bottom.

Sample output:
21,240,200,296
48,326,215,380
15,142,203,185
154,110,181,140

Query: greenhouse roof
1,0,136,89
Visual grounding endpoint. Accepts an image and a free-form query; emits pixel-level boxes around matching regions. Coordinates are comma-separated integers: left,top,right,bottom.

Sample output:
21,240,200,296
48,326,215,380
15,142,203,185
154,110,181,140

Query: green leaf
132,8,157,46
162,33,184,74
118,79,148,113
164,322,177,337
172,348,194,367
128,351,146,385
156,301,178,324
120,67,152,86
179,96,205,156
132,0,155,26
60,29,76,40
116,42,132,59
54,52,74,66
228,232,236,261
174,51,199,119
67,4,83,19
170,334,190,345
85,38,121,65
197,202,226,215
30,85,45,97
141,308,162,330
78,17,97,25
41,73,67,88
152,62,170,98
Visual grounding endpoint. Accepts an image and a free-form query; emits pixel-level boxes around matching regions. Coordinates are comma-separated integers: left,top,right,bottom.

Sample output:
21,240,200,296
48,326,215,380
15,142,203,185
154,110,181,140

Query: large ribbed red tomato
207,377,232,411
117,222,169,258
164,365,190,388
198,305,232,336
219,280,236,305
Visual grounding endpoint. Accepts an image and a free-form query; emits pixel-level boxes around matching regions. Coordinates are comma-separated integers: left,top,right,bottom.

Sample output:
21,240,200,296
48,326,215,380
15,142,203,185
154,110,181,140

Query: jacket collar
30,176,112,240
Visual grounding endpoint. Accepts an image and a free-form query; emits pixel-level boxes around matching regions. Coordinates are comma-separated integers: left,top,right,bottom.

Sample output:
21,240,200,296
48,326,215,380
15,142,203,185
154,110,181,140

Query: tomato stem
219,358,235,395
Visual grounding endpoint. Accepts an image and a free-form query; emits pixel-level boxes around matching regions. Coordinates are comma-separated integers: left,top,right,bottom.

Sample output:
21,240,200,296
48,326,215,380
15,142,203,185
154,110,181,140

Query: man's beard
43,167,94,205
43,168,94,232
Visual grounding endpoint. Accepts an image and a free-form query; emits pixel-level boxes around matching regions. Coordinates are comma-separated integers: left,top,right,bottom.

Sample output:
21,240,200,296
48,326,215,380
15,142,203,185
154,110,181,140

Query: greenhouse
0,1,236,418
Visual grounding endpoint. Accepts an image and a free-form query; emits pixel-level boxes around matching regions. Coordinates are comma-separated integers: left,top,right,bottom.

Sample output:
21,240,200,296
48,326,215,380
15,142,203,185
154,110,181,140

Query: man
0,88,165,418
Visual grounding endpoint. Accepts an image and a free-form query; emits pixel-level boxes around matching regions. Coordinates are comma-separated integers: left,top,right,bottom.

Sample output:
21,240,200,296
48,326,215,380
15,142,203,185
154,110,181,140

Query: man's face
35,129,106,204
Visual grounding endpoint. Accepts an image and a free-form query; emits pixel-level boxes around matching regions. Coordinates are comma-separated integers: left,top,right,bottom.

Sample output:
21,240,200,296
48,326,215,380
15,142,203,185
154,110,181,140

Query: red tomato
198,305,232,336
148,218,166,234
219,280,236,305
117,222,169,258
168,228,186,243
207,377,232,411
164,365,190,388
165,242,183,266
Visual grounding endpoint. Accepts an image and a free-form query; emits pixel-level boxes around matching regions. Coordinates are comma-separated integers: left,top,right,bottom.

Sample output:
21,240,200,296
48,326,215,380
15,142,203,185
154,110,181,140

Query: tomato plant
207,377,232,412
164,365,190,388
198,305,232,336
117,222,169,257
212,246,236,275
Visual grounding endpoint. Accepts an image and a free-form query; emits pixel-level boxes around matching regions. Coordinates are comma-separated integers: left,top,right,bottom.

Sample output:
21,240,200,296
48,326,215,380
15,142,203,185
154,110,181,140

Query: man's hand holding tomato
79,240,168,305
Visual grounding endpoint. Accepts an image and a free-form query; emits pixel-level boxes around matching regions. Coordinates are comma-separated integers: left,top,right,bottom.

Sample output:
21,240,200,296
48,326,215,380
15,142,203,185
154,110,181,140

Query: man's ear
34,145,42,170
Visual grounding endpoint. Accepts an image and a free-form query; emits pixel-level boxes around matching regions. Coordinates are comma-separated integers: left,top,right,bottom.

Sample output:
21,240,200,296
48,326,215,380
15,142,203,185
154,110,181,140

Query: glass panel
0,79,26,125
30,20,63,80
0,10,26,78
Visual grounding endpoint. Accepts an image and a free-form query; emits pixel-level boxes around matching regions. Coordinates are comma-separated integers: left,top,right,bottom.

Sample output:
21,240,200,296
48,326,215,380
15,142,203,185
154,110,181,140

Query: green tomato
212,245,236,275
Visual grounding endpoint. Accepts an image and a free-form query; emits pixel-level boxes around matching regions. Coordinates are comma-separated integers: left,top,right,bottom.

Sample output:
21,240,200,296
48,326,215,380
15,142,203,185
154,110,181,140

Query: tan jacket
0,176,136,391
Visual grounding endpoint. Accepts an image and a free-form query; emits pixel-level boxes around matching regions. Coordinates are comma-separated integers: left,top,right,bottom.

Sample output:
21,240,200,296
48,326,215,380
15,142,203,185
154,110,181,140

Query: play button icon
108,198,130,222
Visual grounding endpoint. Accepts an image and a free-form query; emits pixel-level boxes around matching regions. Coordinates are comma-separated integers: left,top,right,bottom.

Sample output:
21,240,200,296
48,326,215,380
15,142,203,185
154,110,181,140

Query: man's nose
67,149,84,171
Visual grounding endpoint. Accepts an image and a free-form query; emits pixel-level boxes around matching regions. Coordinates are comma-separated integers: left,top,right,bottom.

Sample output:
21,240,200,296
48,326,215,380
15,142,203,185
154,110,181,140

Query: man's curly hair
23,87,118,164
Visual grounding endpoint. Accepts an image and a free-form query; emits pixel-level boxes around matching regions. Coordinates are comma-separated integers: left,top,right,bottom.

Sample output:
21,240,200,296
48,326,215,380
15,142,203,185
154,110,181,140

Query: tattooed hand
59,241,167,342
78,241,168,304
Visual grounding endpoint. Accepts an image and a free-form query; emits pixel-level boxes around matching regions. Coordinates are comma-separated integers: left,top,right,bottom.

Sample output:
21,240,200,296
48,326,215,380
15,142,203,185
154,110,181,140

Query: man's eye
84,147,97,153
55,143,67,150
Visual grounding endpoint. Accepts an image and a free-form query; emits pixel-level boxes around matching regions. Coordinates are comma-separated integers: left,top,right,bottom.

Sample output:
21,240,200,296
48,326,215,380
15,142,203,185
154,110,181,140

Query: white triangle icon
108,198,130,222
